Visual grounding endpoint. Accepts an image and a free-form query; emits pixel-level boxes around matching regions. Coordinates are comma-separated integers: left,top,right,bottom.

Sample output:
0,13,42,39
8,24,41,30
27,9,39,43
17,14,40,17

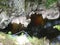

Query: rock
0,11,9,29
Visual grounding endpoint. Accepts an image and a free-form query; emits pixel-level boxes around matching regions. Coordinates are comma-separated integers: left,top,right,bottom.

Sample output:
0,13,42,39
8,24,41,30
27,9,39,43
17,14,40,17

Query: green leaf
53,25,60,31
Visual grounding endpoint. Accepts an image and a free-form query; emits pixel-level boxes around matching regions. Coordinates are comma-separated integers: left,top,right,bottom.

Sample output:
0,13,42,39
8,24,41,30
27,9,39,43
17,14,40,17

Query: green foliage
0,0,9,10
0,32,60,45
0,32,17,45
53,25,60,31
0,0,8,2
45,0,57,8
28,36,44,45
8,31,12,35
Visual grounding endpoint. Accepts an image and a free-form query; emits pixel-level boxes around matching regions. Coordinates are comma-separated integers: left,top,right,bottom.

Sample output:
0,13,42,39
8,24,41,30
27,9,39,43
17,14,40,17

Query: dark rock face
24,13,46,38
25,13,60,42
0,23,24,34
25,21,60,39
46,27,60,40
